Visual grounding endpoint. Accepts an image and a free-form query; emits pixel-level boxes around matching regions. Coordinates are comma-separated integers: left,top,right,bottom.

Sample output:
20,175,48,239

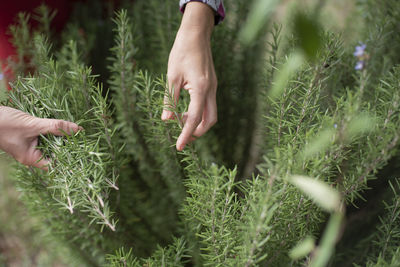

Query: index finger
176,90,206,151
39,119,82,136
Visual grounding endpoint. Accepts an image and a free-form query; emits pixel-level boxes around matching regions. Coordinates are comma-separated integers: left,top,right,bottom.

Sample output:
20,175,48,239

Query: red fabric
0,0,74,88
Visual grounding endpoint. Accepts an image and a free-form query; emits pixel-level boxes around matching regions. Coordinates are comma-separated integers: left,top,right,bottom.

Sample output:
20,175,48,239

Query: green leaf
290,175,341,212
269,52,304,99
294,12,323,61
310,213,343,267
302,128,336,159
346,113,376,139
289,236,315,260
239,0,280,45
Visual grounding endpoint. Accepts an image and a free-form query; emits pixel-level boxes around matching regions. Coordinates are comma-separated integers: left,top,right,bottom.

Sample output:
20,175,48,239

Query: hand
162,2,217,151
0,106,81,170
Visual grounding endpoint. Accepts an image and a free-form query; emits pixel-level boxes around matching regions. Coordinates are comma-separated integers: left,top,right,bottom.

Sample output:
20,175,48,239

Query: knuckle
66,123,76,133
53,120,65,132
187,114,202,126
195,77,210,91
167,74,179,85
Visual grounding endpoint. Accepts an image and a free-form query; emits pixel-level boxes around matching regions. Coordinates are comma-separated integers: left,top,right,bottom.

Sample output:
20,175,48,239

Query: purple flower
0,73,3,80
354,43,367,57
353,42,369,70
355,61,364,71
353,42,368,70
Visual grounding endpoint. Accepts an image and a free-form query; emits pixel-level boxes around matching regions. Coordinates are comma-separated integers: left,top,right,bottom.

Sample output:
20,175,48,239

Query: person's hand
162,2,217,151
0,106,81,170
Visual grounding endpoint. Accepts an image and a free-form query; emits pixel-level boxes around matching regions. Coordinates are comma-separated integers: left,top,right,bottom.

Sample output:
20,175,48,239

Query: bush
1,0,400,266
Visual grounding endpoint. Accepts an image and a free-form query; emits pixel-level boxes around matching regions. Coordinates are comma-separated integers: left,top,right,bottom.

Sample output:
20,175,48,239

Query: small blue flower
353,42,368,71
353,43,367,57
355,61,364,71
334,124,338,129
0,73,3,80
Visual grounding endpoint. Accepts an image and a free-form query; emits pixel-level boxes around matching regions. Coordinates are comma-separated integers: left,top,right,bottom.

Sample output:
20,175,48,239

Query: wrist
179,2,214,39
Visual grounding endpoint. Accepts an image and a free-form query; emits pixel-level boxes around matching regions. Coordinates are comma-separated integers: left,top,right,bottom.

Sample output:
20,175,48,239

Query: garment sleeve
179,0,225,25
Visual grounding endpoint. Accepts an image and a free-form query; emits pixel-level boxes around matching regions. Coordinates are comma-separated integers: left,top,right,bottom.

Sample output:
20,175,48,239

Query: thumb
37,118,82,136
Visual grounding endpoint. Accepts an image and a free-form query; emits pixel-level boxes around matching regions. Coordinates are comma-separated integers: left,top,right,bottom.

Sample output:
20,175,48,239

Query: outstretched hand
0,106,81,170
162,2,217,151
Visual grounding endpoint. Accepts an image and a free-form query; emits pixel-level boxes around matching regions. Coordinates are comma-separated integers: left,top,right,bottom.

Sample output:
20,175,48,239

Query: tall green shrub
1,0,400,266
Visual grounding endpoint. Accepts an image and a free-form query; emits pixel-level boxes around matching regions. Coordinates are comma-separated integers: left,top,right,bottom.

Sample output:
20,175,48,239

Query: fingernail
177,138,186,150
177,143,184,151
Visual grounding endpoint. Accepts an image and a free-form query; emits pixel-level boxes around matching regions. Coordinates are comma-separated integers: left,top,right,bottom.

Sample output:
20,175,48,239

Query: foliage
1,0,400,266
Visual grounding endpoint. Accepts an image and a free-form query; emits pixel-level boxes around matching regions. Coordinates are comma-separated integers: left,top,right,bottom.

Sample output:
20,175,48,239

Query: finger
176,91,206,151
181,112,188,124
38,119,82,136
162,75,182,121
22,149,49,171
31,150,50,171
179,116,195,143
192,95,217,137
